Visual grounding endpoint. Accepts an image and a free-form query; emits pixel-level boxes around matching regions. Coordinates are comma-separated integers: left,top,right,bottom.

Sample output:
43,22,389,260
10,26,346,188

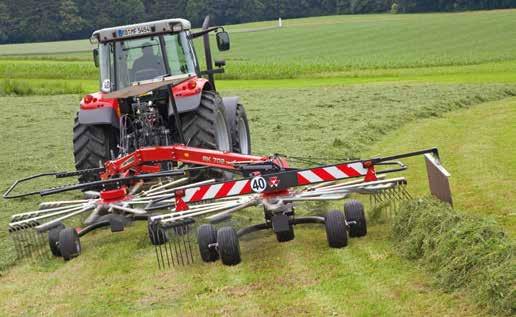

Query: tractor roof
92,18,191,43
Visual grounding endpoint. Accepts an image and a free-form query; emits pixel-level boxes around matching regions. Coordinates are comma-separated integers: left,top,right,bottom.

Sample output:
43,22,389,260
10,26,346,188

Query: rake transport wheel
325,210,348,248
276,226,295,242
344,200,367,238
217,227,241,266
72,114,118,183
197,224,219,262
58,228,81,261
48,222,65,257
148,222,168,246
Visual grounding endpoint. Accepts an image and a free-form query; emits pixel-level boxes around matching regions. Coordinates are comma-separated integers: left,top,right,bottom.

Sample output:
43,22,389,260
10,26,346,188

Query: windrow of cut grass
392,198,514,315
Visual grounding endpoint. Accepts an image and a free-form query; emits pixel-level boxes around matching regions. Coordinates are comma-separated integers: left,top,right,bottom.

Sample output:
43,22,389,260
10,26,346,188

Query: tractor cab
90,18,229,92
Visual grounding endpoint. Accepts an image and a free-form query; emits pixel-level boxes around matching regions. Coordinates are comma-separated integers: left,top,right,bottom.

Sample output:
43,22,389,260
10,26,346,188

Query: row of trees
1,0,515,44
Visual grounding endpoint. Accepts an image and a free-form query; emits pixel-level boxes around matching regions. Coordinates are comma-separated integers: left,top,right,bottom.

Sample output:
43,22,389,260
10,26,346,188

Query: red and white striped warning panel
180,162,369,203
183,180,251,203
296,162,368,185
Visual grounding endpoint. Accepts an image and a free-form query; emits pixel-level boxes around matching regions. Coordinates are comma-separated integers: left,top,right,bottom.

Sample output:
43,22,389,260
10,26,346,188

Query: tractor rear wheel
344,200,367,238
73,114,118,183
325,210,348,248
197,224,219,262
181,90,232,152
217,227,241,266
226,103,252,154
180,91,232,179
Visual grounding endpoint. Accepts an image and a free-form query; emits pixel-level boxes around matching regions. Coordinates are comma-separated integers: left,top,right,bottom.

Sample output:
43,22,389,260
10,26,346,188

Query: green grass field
0,9,514,317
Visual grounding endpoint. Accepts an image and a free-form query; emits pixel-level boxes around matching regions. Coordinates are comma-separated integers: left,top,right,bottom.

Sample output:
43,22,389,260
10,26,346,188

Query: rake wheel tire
197,224,219,262
325,210,348,248
344,200,367,238
48,222,65,257
217,227,241,266
148,222,168,246
276,226,295,242
73,114,118,184
180,91,232,180
59,228,81,261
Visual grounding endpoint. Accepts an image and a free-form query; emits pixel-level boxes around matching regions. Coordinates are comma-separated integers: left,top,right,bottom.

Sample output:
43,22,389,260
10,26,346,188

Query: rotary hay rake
3,78,451,268
4,145,441,267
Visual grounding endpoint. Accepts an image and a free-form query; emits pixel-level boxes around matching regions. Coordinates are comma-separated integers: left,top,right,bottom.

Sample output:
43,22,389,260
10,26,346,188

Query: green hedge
392,198,514,315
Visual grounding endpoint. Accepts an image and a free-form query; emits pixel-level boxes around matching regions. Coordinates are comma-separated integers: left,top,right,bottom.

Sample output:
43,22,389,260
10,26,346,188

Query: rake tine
10,227,22,260
180,225,189,264
151,228,162,270
157,231,166,269
16,226,28,260
171,231,182,266
23,223,37,262
187,224,194,264
176,229,185,266
165,234,176,267
162,229,172,268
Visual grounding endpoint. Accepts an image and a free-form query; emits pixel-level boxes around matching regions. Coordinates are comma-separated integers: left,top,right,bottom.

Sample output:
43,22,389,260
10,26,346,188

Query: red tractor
74,17,250,183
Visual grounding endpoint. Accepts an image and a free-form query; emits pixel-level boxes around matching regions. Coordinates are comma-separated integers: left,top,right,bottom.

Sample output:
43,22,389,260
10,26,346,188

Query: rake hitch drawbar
4,145,451,266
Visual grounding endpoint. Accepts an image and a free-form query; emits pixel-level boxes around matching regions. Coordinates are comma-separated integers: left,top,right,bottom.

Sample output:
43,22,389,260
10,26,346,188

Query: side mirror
216,31,230,51
93,48,99,68
215,59,226,68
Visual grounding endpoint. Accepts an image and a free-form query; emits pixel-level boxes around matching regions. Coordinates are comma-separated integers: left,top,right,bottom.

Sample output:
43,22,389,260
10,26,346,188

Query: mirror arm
189,26,223,39
199,68,225,76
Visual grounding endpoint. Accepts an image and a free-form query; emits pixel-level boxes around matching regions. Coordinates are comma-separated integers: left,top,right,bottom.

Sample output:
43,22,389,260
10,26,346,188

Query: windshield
99,32,196,92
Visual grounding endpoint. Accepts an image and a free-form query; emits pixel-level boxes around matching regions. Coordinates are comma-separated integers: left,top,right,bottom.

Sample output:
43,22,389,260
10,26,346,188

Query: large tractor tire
181,91,232,151
181,91,232,179
73,114,118,183
225,103,251,155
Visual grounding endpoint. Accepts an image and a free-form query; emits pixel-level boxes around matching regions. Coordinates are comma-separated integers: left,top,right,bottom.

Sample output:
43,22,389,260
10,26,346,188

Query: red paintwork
80,76,208,117
100,187,128,202
101,144,270,179
80,92,120,114
364,167,378,182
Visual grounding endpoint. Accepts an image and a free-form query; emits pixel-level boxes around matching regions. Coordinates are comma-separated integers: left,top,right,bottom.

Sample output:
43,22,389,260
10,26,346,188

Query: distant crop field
1,10,516,80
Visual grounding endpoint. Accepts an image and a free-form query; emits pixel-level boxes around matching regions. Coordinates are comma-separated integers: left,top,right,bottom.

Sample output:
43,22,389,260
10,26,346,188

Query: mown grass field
0,9,515,317
0,83,515,316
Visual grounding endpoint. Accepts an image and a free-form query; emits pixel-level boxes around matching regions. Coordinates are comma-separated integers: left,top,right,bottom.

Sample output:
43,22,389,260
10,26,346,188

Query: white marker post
278,18,282,27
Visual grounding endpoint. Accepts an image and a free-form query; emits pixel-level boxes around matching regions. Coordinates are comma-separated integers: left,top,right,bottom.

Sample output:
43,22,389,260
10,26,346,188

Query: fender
78,92,120,128
168,76,210,115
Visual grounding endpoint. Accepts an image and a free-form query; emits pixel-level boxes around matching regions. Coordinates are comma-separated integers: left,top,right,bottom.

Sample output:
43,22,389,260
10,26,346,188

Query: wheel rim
215,110,231,151
238,117,249,154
